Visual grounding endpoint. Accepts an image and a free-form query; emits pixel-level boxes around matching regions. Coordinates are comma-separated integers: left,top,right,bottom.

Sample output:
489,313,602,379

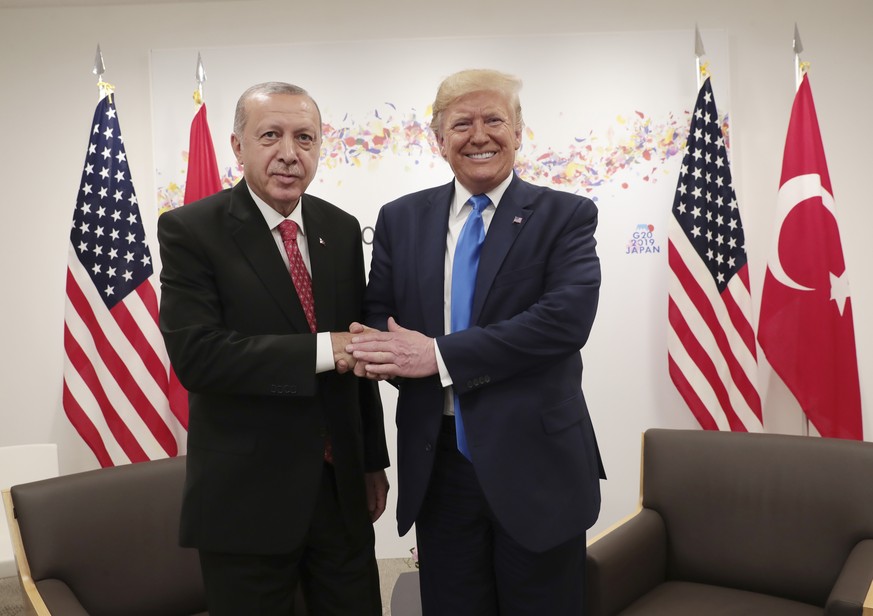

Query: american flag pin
513,216,523,224
319,237,326,245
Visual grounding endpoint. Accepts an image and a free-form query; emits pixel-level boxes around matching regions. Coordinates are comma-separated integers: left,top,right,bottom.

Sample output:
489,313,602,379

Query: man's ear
231,133,243,164
435,132,448,160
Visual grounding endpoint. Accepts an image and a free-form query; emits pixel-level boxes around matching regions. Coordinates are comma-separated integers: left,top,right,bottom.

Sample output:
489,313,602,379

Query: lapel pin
319,237,326,245
513,216,523,224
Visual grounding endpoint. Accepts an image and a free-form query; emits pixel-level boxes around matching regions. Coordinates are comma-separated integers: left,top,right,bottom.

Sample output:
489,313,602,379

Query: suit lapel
301,196,336,331
417,182,454,336
472,174,535,323
228,179,312,332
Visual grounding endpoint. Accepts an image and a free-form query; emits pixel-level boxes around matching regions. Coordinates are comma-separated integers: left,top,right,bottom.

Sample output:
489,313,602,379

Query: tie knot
278,220,298,242
467,194,490,214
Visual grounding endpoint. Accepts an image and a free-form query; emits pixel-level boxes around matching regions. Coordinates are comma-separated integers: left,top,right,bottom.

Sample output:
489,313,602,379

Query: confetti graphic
157,104,714,211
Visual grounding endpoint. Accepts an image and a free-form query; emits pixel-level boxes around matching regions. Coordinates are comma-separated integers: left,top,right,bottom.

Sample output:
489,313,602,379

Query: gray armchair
4,455,206,615
586,428,873,615
4,454,309,615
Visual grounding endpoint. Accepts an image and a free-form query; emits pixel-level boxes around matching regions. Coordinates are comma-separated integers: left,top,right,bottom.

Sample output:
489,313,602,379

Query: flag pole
92,43,113,102
792,24,811,437
694,25,706,91
182,51,223,207
793,23,807,91
194,52,206,106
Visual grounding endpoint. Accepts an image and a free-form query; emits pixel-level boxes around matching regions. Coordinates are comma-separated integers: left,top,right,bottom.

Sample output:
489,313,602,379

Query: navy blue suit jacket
364,173,604,552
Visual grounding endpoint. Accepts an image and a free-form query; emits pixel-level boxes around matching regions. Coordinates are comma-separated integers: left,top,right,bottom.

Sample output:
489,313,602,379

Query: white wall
1,0,871,558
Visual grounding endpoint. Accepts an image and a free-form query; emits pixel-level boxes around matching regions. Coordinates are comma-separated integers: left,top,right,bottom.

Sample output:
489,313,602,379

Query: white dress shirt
249,188,334,374
435,172,513,413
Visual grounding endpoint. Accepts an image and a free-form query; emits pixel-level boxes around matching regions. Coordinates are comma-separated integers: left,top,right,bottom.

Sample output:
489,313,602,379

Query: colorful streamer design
158,104,713,212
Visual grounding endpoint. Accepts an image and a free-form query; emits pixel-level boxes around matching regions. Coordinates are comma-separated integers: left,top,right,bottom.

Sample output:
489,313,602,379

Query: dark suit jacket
158,179,389,555
364,174,603,553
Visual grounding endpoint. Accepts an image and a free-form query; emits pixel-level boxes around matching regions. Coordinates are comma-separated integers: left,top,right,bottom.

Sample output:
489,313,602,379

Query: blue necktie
450,194,490,460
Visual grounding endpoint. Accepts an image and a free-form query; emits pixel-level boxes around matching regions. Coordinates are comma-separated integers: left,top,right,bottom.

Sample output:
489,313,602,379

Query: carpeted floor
0,558,415,615
0,577,22,616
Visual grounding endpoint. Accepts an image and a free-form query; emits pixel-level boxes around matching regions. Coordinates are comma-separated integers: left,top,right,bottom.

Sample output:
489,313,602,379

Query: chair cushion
619,581,822,616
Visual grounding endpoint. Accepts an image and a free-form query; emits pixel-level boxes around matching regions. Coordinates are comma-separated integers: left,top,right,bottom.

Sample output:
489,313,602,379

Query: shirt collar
452,172,513,217
247,185,306,237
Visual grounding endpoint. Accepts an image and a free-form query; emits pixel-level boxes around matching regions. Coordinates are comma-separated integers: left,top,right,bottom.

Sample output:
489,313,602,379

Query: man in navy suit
347,69,604,615
158,82,389,615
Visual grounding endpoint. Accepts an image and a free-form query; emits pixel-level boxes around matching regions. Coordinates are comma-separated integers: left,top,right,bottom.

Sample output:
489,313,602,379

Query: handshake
330,317,438,380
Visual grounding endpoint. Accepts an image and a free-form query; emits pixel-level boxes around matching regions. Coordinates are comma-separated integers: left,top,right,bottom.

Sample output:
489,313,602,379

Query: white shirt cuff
315,331,334,373
434,338,453,387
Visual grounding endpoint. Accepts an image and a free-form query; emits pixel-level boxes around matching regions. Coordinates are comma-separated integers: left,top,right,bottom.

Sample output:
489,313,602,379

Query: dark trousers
415,416,586,616
198,464,381,616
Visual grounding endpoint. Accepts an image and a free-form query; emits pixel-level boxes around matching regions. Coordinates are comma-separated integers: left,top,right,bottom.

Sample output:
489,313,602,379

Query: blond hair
431,69,523,135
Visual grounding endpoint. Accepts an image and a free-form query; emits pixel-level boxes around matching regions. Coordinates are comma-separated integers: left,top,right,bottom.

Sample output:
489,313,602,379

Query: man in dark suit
158,82,389,616
347,69,604,615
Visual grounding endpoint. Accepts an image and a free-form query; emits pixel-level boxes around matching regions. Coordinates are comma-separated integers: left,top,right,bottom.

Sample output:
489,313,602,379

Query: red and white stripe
63,248,187,467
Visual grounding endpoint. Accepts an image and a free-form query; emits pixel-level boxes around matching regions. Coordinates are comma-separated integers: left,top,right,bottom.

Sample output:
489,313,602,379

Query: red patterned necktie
278,220,317,334
278,220,331,463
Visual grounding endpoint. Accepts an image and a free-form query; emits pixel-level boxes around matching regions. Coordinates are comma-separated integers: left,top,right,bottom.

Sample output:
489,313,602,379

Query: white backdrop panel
150,29,729,557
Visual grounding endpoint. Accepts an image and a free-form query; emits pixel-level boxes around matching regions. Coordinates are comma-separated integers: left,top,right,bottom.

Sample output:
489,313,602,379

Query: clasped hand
333,317,437,380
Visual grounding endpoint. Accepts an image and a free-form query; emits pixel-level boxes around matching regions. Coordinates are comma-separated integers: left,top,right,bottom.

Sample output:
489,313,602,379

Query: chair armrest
34,579,90,616
3,489,50,616
826,539,873,616
866,573,873,616
586,508,667,616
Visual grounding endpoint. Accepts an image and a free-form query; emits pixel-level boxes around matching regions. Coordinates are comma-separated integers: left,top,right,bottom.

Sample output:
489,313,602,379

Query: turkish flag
757,74,862,439
169,103,222,425
183,103,222,205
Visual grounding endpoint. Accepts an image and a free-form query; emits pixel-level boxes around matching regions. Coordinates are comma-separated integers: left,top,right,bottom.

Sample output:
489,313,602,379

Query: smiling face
231,92,321,216
436,89,522,195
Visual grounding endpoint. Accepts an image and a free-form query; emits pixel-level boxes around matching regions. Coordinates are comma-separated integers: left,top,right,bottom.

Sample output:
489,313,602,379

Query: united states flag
63,93,187,467
667,78,762,431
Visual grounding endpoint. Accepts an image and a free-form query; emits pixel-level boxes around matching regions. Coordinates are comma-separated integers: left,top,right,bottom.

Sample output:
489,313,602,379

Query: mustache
269,165,302,176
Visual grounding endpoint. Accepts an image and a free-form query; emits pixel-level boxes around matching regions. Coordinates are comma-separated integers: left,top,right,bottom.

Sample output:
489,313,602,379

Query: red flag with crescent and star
757,74,862,440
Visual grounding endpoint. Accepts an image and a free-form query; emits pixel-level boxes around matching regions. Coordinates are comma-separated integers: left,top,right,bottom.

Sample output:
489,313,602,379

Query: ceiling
0,0,243,7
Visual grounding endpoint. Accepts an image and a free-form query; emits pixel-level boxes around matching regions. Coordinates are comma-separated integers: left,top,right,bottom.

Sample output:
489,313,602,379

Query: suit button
425,442,432,452
483,375,491,384
466,380,474,388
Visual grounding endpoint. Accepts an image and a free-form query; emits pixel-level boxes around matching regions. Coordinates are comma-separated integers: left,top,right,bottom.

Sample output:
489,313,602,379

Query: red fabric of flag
667,78,762,432
757,74,862,440
167,102,222,424
64,94,187,466
183,103,222,205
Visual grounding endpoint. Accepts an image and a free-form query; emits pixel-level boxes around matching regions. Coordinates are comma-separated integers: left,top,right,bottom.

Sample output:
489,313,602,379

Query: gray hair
431,69,523,136
232,82,322,136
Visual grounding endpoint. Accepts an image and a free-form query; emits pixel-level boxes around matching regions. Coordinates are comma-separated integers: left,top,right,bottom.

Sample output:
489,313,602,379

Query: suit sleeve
346,220,390,470
361,205,395,334
157,208,319,397
438,197,600,393
359,377,390,470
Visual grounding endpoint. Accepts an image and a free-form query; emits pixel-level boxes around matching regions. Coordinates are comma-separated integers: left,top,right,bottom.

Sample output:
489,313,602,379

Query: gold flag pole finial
92,44,114,102
794,23,809,90
694,25,710,90
193,52,206,106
